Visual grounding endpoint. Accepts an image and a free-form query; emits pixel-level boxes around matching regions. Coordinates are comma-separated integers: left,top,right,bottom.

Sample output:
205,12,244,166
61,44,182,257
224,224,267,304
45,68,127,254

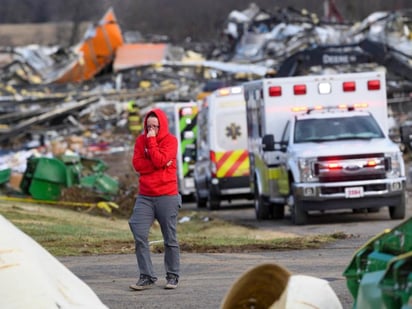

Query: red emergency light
327,162,341,170
367,80,381,91
269,86,282,97
343,81,356,92
293,84,307,95
365,160,377,167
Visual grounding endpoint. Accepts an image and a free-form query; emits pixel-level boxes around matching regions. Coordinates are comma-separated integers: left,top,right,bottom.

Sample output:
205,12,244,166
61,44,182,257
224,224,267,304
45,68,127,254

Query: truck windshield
294,115,385,143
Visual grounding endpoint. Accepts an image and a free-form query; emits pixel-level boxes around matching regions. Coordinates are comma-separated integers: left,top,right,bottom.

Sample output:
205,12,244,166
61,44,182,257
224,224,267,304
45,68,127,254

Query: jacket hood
144,108,170,140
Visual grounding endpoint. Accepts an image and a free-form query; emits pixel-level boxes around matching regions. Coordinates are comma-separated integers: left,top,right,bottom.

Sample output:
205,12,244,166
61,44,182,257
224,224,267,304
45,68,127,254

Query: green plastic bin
343,217,412,308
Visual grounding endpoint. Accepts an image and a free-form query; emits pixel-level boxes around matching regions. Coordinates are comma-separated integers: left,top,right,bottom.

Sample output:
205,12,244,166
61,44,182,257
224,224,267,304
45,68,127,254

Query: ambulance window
197,108,209,159
247,104,260,138
166,110,175,134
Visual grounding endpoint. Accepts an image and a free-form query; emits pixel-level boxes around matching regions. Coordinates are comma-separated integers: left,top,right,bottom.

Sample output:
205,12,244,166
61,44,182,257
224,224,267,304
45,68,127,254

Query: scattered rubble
0,4,411,216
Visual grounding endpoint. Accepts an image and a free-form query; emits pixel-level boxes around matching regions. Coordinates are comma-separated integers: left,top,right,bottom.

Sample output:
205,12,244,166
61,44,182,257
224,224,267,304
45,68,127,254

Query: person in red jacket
129,108,181,291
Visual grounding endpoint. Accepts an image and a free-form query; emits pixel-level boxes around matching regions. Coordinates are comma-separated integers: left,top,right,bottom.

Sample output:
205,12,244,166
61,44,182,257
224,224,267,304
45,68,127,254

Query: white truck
243,71,406,225
141,101,198,198
194,86,253,209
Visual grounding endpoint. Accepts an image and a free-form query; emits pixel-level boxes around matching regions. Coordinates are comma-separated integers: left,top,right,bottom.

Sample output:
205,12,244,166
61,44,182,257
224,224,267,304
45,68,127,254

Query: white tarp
0,215,108,309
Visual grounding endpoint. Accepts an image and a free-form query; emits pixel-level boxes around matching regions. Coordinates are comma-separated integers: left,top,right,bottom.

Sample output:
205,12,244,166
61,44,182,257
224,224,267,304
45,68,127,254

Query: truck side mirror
262,134,275,151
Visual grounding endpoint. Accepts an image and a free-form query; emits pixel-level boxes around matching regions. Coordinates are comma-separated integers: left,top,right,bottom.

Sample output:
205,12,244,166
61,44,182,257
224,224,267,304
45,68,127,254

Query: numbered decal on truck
345,187,364,198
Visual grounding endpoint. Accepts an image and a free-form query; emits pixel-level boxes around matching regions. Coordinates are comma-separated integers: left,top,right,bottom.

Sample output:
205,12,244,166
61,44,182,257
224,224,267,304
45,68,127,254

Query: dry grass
0,200,347,256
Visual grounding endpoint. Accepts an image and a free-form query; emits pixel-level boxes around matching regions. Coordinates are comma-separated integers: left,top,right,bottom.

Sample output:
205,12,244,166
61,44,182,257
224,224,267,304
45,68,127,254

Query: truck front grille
320,173,386,182
315,153,387,184
321,183,387,195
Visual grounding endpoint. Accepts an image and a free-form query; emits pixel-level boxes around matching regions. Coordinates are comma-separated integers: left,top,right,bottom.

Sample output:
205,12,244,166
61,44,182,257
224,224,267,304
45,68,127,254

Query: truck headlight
298,157,318,182
385,151,404,178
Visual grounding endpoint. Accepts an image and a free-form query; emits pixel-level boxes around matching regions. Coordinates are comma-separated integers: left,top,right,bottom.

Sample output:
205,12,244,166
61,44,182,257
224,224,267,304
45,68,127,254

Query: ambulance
194,86,252,210
243,71,406,224
142,102,198,198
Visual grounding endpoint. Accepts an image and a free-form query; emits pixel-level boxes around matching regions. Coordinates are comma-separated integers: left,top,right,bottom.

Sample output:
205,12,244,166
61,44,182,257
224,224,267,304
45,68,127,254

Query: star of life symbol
226,123,241,140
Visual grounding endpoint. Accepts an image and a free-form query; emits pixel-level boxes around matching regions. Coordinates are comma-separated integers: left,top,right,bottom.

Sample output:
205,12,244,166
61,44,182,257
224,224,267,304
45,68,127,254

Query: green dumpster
380,252,412,309
0,168,11,185
343,217,412,308
19,155,119,202
20,157,68,200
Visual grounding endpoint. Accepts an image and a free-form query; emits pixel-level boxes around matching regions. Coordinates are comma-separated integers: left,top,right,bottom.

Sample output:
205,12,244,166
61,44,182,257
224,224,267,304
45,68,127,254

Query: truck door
277,120,291,195
214,100,249,179
177,104,197,194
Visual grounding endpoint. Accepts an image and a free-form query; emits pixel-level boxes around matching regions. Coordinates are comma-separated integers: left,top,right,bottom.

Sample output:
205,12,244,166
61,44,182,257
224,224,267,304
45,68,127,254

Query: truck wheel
196,195,207,208
254,185,270,220
195,188,207,208
272,203,285,219
208,191,220,210
389,193,406,220
291,191,308,225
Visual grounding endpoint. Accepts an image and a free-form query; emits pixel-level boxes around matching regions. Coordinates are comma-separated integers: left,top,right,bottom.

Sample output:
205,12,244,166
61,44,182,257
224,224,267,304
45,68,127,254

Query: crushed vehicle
194,86,252,209
243,71,406,224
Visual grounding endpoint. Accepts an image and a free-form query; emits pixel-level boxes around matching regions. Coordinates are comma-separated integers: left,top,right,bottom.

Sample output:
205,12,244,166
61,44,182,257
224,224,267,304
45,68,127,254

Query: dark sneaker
165,273,179,289
129,275,157,291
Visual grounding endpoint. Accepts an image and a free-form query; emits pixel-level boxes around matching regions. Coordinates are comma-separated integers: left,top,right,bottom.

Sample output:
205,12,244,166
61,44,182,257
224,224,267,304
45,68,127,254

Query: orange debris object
113,43,168,71
55,8,124,83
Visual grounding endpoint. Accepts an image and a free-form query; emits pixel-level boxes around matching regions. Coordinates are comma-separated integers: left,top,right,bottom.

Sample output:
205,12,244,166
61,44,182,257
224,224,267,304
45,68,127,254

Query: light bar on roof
354,103,368,108
291,106,308,112
217,88,231,96
217,86,243,97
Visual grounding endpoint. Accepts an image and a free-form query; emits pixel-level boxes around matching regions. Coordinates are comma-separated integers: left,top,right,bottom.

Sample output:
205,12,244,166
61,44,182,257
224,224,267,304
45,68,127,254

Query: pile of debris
0,3,411,216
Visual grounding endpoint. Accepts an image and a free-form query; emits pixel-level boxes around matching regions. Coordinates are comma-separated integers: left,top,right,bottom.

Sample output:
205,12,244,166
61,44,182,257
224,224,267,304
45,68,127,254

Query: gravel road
59,240,359,309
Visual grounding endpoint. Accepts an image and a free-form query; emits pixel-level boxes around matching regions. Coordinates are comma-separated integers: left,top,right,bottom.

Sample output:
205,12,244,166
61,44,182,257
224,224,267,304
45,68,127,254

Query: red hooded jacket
132,108,178,196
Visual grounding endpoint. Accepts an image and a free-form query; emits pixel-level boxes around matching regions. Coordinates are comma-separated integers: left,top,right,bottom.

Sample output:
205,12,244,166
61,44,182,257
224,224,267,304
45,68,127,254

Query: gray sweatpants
128,194,181,280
